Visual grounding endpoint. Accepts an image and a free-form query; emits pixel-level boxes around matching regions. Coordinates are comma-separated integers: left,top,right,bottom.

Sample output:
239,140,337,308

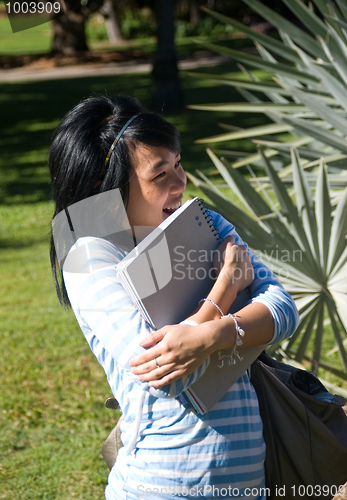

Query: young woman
49,95,299,500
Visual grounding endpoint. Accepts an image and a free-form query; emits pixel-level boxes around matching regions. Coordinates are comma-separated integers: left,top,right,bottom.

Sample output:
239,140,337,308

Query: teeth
164,202,181,210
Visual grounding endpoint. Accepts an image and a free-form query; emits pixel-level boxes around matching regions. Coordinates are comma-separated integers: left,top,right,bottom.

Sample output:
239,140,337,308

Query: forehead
131,143,179,174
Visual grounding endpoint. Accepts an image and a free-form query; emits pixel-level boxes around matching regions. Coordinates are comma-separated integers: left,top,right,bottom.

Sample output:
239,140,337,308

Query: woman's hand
129,321,229,388
189,236,254,322
214,236,254,294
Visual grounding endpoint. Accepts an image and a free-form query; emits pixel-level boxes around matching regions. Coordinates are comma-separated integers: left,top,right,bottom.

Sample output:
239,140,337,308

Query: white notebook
117,198,263,413
117,198,222,328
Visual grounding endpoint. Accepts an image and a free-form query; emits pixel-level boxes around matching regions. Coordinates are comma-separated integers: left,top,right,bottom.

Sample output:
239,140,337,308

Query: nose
170,167,186,194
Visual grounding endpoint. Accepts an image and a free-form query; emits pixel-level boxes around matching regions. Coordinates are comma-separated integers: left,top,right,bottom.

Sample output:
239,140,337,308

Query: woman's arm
129,304,274,388
63,237,212,400
130,212,299,388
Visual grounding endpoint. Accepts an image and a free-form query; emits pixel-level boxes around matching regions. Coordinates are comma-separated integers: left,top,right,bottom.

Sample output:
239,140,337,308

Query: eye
175,158,182,167
153,171,166,180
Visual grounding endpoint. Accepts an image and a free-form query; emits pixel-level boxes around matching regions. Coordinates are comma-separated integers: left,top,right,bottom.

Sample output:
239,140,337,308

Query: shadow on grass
0,59,270,205
0,237,44,249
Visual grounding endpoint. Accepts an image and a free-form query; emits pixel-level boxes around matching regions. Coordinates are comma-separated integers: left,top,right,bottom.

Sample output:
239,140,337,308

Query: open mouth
163,201,182,215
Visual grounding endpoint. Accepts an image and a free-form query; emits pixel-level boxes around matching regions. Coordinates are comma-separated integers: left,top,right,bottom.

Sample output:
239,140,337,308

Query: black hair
49,94,180,307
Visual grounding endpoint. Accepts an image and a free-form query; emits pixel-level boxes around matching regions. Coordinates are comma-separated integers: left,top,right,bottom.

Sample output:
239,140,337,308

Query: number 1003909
6,2,61,14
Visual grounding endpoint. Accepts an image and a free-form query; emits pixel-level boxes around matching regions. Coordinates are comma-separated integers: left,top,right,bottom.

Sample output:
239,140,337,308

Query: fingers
220,244,254,288
130,354,163,373
134,363,176,382
213,236,235,274
148,370,185,388
129,349,161,368
131,323,208,386
131,325,174,367
130,355,179,383
222,235,235,246
138,327,168,347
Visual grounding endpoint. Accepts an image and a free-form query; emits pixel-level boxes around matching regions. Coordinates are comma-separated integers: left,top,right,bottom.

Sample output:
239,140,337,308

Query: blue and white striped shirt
63,212,299,500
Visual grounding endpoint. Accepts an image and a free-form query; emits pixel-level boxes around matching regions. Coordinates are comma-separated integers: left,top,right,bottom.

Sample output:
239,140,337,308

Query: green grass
0,8,251,57
0,202,116,499
0,14,52,55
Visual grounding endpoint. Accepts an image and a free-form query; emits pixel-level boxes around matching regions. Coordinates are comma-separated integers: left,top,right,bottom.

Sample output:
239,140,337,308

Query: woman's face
126,143,187,230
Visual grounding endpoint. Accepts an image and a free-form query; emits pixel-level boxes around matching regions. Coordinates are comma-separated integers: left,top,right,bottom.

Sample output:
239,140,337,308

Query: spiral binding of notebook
197,198,222,243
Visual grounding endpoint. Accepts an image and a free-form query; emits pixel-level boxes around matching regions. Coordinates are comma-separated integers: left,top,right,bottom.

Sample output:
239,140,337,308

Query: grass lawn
0,8,249,57
0,25,346,500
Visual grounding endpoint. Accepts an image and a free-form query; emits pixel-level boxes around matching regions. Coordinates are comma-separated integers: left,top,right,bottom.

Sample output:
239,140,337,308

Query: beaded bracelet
199,298,245,368
198,298,224,318
217,313,245,368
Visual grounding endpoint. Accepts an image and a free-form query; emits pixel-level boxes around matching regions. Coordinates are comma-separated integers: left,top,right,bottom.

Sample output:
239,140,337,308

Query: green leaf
295,306,319,362
270,112,347,154
326,299,347,371
291,148,320,267
194,169,227,198
295,48,347,113
187,173,274,248
315,160,331,274
290,294,321,315
257,146,316,262
216,147,287,170
255,140,347,165
285,307,310,352
187,73,335,102
193,40,318,86
329,246,347,282
257,251,322,288
335,0,347,21
326,15,347,31
201,7,300,64
313,0,336,19
190,0,347,375
327,187,347,275
312,299,325,373
195,122,292,144
278,81,347,136
187,103,308,113
331,287,347,335
282,0,330,39
208,151,306,257
206,149,272,220
207,194,273,248
318,34,347,88
241,0,325,59
186,73,293,95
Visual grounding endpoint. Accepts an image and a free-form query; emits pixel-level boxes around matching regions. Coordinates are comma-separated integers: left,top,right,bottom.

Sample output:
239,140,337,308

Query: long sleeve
63,237,209,401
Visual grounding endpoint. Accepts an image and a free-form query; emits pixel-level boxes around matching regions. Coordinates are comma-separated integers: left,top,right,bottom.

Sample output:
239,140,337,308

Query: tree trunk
102,0,123,43
189,0,199,26
151,0,183,113
51,6,88,55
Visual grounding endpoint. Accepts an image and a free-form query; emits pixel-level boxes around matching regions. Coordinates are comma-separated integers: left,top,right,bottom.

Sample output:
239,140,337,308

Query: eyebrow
151,153,180,172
